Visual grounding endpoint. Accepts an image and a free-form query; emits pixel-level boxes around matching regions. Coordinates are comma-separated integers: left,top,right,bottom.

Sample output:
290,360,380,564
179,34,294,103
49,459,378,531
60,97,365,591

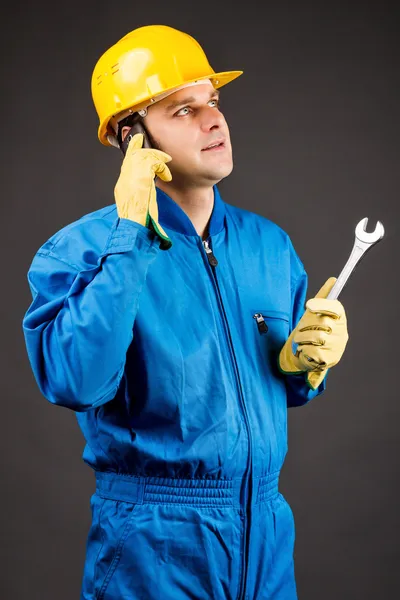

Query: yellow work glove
114,132,173,250
278,277,349,390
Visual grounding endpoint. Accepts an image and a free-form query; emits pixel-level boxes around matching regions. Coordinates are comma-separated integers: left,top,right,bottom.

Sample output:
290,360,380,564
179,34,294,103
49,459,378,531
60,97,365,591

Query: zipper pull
253,313,269,334
203,239,218,267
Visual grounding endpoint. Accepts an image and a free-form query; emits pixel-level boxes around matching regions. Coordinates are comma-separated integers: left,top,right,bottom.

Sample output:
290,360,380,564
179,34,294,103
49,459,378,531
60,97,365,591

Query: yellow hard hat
91,24,243,147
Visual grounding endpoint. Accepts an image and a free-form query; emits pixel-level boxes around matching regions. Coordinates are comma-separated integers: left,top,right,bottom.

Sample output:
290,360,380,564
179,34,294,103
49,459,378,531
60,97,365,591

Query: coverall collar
156,184,226,237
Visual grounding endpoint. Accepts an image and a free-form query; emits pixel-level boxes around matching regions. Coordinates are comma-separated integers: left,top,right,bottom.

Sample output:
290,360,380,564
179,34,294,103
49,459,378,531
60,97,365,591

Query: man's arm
22,218,161,412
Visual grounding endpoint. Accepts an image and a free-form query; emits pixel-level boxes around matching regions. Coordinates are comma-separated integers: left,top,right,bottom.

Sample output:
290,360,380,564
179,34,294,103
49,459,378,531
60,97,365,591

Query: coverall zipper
202,237,253,600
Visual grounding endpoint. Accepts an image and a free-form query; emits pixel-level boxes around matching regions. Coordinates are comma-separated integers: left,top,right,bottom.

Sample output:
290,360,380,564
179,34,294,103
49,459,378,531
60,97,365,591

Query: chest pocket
251,309,290,356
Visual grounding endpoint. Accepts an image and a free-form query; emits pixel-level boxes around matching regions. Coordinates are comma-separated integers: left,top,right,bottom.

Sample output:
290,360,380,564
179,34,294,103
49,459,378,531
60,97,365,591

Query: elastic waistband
254,471,280,505
94,471,280,508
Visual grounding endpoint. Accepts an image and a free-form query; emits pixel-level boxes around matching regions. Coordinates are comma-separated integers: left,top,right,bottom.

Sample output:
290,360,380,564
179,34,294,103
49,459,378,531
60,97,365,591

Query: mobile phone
120,120,152,156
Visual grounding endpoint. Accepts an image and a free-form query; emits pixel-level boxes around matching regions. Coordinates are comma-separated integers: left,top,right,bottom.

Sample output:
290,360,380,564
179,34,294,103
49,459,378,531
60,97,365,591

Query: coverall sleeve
22,218,161,412
284,246,329,408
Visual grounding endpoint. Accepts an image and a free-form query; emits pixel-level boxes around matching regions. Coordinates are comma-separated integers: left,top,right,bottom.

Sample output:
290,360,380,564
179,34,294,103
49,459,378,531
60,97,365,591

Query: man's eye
174,99,221,117
175,107,190,116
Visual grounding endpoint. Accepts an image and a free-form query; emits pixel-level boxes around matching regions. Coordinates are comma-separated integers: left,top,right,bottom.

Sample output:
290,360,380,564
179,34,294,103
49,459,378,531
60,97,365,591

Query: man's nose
200,106,224,132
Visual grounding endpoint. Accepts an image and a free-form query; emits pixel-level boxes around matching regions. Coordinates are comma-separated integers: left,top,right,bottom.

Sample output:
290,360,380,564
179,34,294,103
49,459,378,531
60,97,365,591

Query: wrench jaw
326,216,385,300
355,217,385,245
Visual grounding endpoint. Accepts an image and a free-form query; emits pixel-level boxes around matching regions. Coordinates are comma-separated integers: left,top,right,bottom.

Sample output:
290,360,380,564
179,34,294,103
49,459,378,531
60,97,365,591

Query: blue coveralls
22,184,327,600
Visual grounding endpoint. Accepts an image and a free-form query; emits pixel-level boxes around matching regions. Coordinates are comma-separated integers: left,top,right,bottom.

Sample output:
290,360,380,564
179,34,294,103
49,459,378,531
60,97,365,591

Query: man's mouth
201,140,226,152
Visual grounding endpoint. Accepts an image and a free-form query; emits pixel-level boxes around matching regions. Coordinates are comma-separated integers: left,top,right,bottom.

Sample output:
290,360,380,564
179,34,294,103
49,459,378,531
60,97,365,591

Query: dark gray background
2,1,398,598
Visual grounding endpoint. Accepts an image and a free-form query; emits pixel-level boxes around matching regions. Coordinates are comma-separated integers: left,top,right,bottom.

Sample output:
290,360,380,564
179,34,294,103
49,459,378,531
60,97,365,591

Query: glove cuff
306,369,328,390
147,214,173,251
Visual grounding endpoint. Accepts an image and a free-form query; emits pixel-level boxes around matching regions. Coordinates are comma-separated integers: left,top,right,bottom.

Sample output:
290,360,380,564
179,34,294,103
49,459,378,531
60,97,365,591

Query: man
22,25,349,600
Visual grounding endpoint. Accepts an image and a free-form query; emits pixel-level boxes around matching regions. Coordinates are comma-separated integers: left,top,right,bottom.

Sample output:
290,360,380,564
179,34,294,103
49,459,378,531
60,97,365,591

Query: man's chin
203,158,233,178
212,163,234,181
160,162,233,186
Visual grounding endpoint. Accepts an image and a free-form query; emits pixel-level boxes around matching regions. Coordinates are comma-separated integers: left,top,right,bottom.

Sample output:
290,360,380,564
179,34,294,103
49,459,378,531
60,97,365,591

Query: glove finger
126,132,144,153
153,161,172,182
306,298,345,319
294,330,328,347
296,346,327,370
297,314,334,333
123,139,172,166
145,149,173,163
295,312,335,335
314,277,337,299
297,353,326,371
119,151,172,181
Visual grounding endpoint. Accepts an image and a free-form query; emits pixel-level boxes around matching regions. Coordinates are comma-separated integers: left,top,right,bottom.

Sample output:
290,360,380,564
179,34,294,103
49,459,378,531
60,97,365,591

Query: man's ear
121,126,131,143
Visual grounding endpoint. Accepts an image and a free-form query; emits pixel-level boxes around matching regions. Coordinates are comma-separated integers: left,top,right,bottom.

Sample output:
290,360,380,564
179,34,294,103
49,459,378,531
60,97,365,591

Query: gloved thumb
313,277,337,299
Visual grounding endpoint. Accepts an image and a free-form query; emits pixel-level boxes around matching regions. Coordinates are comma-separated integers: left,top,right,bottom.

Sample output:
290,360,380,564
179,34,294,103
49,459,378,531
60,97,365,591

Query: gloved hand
278,277,349,390
114,132,173,250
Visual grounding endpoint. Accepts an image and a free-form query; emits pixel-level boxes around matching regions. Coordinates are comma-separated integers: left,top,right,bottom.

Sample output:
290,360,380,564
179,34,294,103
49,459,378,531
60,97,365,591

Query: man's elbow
34,366,121,412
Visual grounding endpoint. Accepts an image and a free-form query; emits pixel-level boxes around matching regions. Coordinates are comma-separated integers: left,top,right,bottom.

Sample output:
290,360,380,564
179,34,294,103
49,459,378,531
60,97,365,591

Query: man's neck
156,180,214,240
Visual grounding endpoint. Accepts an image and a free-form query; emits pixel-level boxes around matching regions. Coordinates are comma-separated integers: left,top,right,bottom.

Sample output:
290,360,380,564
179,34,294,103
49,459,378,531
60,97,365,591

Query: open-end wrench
296,217,384,364
326,217,385,300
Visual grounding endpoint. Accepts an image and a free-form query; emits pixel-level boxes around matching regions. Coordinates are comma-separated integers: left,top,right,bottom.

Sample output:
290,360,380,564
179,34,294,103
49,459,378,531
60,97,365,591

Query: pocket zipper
252,311,290,335
253,313,269,334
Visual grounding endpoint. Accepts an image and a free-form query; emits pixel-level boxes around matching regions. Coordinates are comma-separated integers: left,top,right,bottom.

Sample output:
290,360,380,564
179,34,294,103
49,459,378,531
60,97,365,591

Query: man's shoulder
225,201,305,281
36,203,118,269
225,202,290,243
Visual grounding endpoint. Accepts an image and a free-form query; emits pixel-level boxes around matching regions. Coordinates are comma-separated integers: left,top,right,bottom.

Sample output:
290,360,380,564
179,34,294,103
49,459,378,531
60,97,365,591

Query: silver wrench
326,217,385,300
296,217,384,365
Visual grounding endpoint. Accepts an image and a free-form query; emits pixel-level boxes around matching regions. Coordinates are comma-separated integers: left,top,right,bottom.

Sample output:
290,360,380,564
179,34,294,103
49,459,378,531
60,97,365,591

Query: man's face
142,83,233,186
